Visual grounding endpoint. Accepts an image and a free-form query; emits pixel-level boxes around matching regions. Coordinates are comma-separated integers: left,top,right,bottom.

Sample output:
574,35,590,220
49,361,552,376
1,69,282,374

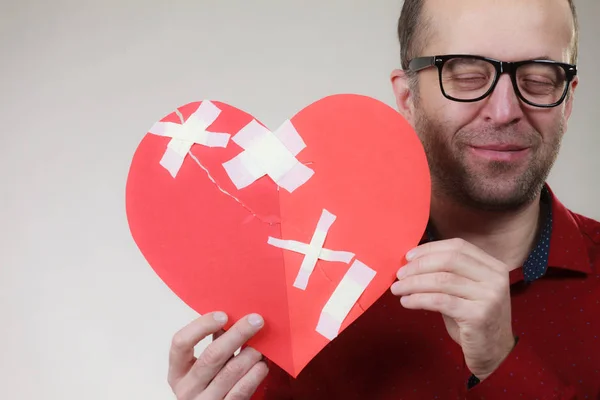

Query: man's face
396,0,578,211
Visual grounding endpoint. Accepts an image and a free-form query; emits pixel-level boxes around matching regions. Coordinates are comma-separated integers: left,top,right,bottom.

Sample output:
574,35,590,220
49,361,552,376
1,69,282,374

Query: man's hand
168,312,269,400
391,238,516,380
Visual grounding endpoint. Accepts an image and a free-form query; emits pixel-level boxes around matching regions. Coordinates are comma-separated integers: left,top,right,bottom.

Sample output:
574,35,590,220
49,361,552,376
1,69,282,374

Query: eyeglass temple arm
407,56,436,72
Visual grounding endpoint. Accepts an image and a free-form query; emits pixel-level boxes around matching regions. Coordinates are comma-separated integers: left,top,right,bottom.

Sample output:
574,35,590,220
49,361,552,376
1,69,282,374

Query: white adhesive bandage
222,119,314,193
316,260,376,340
148,101,231,177
267,209,355,290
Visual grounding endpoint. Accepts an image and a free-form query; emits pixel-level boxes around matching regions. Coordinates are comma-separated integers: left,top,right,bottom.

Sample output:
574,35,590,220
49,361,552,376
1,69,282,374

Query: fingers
393,239,509,319
397,251,493,282
200,347,264,399
212,329,226,341
399,292,469,320
174,314,264,399
405,238,505,272
391,271,485,300
169,312,229,389
223,360,269,400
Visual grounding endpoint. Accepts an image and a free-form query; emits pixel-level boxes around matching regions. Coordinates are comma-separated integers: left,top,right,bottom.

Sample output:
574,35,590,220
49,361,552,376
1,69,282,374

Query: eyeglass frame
406,54,578,108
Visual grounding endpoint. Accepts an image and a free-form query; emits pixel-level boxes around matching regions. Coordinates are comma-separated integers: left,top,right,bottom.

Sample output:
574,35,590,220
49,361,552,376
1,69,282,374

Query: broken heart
125,94,431,377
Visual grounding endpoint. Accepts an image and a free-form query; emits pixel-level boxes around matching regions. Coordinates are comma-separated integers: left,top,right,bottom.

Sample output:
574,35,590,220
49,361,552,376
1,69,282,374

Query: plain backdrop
1,1,598,399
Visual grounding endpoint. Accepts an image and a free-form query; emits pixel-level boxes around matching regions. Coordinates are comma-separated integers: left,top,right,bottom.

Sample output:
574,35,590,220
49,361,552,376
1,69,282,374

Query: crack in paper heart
171,109,281,226
316,262,334,284
187,151,282,226
175,109,369,318
188,148,338,285
127,95,432,378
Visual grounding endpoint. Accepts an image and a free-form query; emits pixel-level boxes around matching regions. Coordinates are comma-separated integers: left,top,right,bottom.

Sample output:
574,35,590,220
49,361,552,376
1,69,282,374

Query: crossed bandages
148,100,314,192
267,209,376,340
148,101,376,340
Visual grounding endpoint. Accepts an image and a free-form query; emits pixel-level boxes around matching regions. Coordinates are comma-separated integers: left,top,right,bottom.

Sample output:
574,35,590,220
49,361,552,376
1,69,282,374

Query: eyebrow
530,55,555,61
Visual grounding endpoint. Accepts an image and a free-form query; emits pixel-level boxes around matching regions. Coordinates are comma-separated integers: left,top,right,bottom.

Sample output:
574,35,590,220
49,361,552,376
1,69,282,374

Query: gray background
1,1,598,399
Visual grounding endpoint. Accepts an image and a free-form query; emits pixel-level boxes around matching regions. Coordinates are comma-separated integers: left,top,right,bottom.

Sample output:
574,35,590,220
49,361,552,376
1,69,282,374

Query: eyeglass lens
441,57,568,105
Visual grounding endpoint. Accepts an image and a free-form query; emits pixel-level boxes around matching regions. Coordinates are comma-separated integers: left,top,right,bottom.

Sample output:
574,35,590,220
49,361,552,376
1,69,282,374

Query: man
166,0,600,398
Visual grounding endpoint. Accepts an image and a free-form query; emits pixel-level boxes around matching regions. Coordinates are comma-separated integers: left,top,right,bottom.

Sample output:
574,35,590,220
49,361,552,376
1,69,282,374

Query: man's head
391,0,579,212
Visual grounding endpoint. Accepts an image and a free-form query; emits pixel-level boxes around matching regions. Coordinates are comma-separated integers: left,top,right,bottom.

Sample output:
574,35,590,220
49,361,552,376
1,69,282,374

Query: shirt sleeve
251,360,293,400
464,336,578,399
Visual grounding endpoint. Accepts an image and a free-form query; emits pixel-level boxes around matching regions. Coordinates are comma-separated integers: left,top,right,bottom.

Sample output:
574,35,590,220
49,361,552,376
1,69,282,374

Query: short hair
397,0,579,70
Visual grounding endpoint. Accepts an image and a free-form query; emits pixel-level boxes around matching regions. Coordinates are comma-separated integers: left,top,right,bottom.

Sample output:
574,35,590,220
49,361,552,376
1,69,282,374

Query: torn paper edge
188,152,280,226
166,106,280,226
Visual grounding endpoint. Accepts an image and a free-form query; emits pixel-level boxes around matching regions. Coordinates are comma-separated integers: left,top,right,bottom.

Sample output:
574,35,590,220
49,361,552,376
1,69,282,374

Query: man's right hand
168,312,268,400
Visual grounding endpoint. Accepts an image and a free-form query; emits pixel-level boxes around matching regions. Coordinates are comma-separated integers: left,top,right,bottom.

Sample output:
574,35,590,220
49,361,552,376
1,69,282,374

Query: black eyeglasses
407,54,577,108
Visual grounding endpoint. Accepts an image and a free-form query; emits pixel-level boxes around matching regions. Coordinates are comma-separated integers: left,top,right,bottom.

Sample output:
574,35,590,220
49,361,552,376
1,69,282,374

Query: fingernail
406,248,417,261
213,312,228,323
397,268,406,279
248,314,264,328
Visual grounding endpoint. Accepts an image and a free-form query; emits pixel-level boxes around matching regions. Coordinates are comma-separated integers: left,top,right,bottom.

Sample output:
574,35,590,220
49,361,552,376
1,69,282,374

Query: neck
428,188,544,270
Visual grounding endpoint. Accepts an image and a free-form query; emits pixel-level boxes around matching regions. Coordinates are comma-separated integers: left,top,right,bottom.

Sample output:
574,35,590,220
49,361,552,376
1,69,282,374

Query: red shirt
253,185,600,399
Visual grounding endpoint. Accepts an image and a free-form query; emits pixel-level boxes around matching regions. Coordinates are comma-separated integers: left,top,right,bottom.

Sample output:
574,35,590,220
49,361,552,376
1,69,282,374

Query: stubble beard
413,109,564,212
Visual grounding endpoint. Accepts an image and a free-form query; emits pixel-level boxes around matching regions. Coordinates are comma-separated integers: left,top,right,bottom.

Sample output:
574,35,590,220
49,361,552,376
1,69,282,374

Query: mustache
455,126,541,147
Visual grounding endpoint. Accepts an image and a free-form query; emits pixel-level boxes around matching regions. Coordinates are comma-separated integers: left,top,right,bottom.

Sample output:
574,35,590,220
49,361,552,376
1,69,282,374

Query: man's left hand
391,238,516,380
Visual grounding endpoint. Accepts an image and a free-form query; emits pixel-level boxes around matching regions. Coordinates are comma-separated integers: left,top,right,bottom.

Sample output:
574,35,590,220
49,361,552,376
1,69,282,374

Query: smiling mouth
468,145,531,162
472,143,528,151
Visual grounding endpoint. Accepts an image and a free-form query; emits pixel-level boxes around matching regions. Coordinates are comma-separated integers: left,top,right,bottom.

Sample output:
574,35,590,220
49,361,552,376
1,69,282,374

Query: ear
390,68,416,124
563,76,579,123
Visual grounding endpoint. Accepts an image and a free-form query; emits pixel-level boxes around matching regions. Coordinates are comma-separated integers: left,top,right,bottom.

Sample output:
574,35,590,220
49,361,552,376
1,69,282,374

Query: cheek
418,74,444,104
417,76,480,129
443,103,482,130
418,100,481,144
524,109,566,144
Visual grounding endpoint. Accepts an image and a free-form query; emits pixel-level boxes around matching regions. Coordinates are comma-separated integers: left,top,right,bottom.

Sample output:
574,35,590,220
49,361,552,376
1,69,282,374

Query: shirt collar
419,183,592,275
545,184,593,274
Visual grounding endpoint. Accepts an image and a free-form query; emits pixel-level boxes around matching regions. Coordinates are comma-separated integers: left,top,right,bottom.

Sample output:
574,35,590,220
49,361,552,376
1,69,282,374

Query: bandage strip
266,209,355,290
316,259,376,340
222,119,314,193
148,100,231,178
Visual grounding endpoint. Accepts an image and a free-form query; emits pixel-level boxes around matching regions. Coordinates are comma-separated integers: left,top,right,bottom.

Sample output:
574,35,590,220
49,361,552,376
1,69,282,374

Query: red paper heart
126,94,430,377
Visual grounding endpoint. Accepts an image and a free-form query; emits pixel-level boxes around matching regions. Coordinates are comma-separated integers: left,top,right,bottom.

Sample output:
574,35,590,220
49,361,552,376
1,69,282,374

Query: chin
460,176,545,212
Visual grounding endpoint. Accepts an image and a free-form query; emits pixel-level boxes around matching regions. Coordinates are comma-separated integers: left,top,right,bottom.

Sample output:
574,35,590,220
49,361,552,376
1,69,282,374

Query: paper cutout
222,119,314,192
316,259,376,340
148,100,231,177
267,209,354,290
125,95,432,378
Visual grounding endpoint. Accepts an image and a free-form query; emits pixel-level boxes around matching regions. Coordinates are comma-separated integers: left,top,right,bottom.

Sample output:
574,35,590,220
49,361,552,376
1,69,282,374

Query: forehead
421,0,575,63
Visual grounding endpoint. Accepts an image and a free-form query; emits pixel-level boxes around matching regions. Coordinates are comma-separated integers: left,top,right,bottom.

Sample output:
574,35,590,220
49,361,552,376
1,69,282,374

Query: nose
480,74,525,126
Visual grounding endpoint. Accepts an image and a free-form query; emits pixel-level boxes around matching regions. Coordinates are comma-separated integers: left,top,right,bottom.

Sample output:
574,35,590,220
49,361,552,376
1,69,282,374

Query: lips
470,144,529,152
468,143,531,162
